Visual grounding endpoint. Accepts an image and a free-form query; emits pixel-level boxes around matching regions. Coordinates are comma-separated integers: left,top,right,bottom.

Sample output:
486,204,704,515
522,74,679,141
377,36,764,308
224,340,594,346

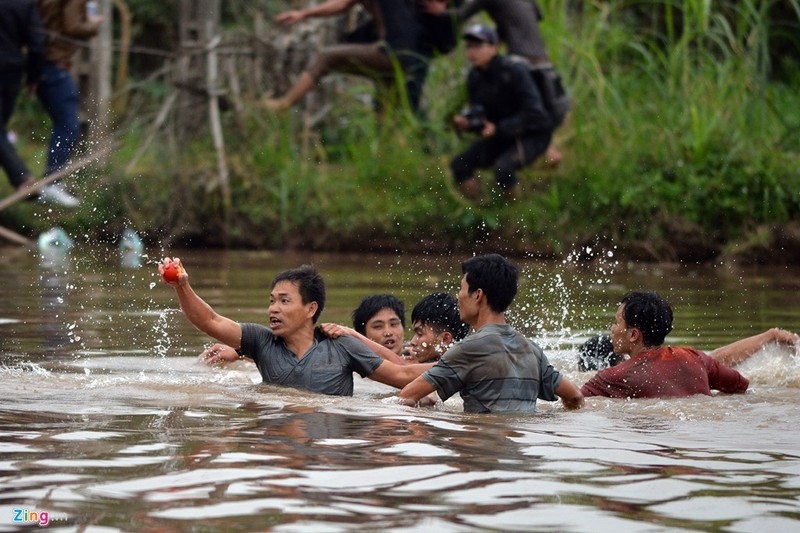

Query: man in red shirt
581,291,749,399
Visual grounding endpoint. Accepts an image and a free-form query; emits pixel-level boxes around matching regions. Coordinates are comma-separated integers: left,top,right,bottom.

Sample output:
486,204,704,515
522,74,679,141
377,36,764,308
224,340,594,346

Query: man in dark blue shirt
399,254,584,413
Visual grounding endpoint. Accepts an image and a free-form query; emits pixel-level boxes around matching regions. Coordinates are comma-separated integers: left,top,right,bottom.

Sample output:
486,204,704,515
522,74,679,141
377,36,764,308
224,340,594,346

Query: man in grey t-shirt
399,254,584,413
160,260,430,396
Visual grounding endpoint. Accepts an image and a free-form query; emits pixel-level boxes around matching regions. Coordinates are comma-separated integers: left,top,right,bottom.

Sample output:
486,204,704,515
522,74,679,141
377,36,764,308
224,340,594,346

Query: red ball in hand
162,262,182,282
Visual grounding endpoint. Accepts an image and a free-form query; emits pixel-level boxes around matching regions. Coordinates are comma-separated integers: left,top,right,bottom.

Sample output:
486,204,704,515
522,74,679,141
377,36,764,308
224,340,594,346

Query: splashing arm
708,328,799,367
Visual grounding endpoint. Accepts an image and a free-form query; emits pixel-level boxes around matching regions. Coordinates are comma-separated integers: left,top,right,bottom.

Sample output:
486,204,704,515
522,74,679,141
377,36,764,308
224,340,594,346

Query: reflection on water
1,248,799,531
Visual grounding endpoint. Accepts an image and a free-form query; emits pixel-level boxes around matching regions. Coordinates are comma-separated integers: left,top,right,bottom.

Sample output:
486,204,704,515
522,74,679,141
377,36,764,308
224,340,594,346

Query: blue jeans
36,63,80,176
1,71,31,188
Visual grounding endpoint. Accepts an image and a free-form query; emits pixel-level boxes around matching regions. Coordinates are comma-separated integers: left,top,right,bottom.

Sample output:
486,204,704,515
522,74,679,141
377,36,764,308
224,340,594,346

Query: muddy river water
1,247,798,531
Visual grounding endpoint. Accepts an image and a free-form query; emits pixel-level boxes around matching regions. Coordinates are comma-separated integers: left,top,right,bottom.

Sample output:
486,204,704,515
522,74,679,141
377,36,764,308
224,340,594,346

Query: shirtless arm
159,258,242,348
708,328,799,367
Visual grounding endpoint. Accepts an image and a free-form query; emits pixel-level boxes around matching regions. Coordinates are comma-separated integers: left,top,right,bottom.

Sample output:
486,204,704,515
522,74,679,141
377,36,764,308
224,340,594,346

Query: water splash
510,244,619,351
0,361,51,377
735,344,800,387
152,308,175,359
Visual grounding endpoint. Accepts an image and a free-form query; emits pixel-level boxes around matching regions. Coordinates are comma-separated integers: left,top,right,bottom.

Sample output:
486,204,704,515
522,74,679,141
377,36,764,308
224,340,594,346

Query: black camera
459,105,486,133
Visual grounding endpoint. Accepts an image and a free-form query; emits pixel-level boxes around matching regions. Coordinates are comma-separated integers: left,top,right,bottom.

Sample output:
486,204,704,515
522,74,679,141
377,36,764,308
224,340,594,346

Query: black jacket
0,0,46,81
467,54,553,137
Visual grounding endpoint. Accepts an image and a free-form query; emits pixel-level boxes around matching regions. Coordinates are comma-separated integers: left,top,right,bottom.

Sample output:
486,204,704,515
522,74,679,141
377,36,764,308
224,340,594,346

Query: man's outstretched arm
159,258,242,348
709,328,799,367
368,360,434,390
274,0,356,25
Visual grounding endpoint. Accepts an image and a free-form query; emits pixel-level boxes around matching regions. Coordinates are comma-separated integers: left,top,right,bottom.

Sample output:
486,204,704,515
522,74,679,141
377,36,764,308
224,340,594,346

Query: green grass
2,0,799,263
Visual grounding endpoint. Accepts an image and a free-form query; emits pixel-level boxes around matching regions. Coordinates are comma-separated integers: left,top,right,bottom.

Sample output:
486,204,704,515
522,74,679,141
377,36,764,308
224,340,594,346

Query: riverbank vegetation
3,0,800,264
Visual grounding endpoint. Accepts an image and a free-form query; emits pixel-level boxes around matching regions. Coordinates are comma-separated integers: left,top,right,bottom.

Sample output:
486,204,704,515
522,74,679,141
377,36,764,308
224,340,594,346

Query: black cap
462,24,498,45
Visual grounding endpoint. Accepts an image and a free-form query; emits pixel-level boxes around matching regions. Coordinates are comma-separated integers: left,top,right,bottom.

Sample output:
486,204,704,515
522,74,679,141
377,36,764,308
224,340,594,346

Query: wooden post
206,33,232,224
73,0,112,139
179,0,230,240
95,0,112,130
178,0,222,135
253,11,264,94
111,0,132,117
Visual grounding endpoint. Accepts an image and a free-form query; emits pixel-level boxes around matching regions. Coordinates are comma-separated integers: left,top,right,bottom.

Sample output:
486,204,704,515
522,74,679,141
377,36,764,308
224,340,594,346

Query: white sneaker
39,183,81,208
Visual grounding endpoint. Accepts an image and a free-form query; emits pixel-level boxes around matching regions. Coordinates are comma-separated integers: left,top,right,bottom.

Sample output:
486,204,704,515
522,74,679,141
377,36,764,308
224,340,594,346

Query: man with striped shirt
399,254,584,413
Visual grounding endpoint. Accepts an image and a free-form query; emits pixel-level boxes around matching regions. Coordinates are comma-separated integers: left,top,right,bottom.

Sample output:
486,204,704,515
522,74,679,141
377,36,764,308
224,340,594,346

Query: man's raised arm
159,258,242,348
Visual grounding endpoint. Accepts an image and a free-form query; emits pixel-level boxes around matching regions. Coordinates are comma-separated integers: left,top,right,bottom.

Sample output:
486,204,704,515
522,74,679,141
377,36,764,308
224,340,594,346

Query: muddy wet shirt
239,323,384,396
421,323,562,413
580,345,749,399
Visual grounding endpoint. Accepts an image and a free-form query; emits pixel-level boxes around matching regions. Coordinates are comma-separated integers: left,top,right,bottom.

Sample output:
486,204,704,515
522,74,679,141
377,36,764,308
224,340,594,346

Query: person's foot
39,183,81,208
543,146,563,168
459,178,483,201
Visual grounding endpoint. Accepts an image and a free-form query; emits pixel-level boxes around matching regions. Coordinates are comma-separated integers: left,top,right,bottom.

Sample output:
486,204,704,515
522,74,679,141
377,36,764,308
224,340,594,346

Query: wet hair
271,265,326,323
352,294,405,335
578,335,625,371
462,254,518,313
411,292,471,342
620,291,673,347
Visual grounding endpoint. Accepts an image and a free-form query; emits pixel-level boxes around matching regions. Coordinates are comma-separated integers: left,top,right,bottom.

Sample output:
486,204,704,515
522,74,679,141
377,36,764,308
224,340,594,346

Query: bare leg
265,43,393,112
264,71,315,111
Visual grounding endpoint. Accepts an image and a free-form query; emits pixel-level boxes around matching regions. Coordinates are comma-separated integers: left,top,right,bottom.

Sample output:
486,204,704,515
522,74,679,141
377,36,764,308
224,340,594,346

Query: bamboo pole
0,226,33,246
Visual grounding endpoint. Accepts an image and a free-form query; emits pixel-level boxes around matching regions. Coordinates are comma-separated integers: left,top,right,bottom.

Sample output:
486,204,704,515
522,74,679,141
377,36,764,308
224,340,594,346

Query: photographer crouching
451,24,555,202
